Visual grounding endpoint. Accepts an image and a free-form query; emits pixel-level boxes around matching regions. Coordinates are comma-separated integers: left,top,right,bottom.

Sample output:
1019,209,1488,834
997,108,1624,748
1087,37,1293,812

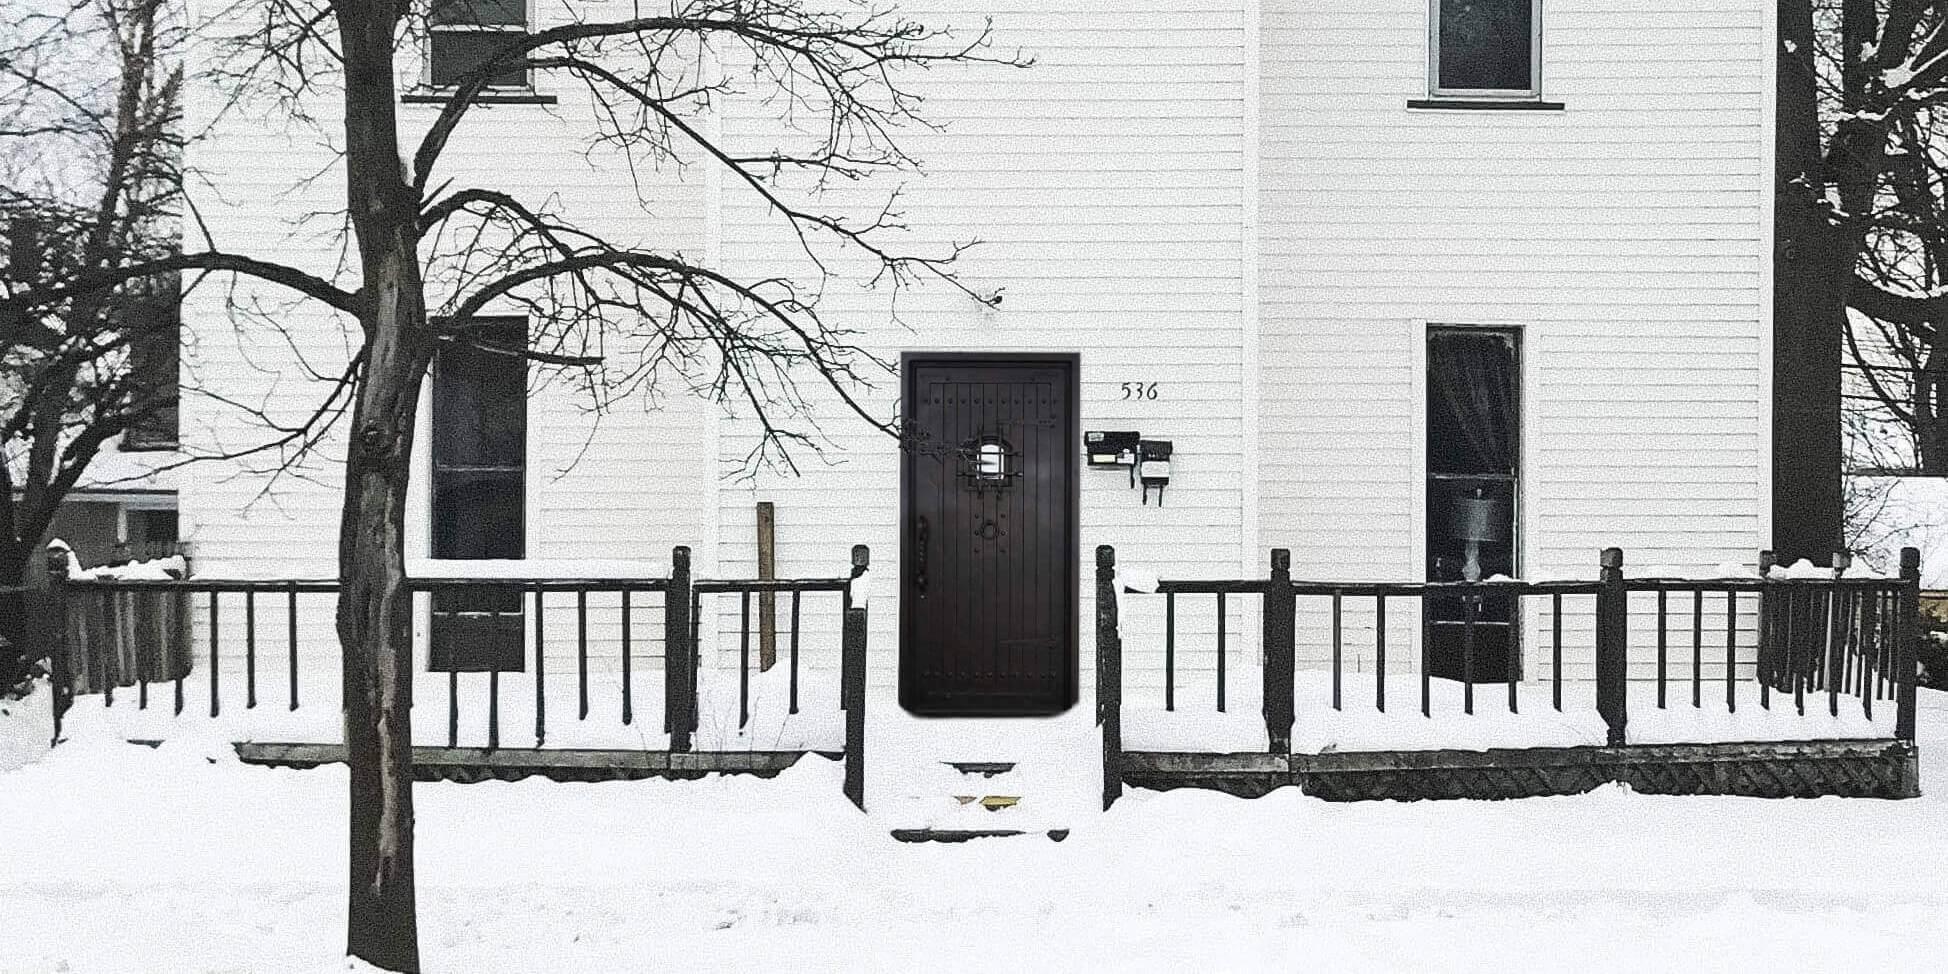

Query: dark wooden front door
900,355,1079,716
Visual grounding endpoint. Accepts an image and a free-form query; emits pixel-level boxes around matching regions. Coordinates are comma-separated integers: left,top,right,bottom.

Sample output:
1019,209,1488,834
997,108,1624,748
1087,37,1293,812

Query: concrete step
890,828,1070,844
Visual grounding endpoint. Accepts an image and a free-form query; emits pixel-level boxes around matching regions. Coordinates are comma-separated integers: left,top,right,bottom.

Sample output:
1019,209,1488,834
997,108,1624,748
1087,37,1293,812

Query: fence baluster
1375,590,1388,713
245,590,257,710
740,590,752,729
1843,586,1861,697
1331,590,1343,712
621,589,633,726
101,595,114,709
1507,595,1518,715
136,587,151,709
1880,588,1895,701
1825,575,1843,718
1462,595,1477,716
1164,591,1176,712
447,669,459,748
1861,589,1877,720
287,581,299,711
1759,551,1775,710
1779,585,1793,711
577,590,589,721
534,585,546,747
789,589,802,715
1692,586,1704,709
1548,592,1563,711
208,590,220,718
1216,591,1227,713
1725,590,1738,714
1656,589,1668,709
488,604,502,750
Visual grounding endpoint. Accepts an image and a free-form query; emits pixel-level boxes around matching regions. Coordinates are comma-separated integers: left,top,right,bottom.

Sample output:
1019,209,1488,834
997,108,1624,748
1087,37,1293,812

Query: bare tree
3,1,1015,969
0,0,183,696
1842,71,1948,475
1778,1,1948,556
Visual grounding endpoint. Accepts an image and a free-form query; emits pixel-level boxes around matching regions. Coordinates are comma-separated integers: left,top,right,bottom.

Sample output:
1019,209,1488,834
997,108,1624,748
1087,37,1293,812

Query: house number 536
1120,382,1160,401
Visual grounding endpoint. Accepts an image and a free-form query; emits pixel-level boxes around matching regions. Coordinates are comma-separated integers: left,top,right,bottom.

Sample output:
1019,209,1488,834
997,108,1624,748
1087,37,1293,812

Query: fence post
1262,549,1295,754
1756,549,1778,690
1096,545,1122,810
41,545,73,747
842,544,869,811
1596,547,1628,747
1895,547,1921,743
665,546,693,753
842,545,870,713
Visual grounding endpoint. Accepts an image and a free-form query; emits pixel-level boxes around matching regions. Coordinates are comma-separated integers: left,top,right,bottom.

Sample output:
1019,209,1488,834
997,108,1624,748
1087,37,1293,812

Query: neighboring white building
176,1,1774,714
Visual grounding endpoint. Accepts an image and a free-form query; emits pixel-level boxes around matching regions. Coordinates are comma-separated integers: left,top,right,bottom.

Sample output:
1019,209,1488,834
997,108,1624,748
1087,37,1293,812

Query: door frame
897,351,1082,716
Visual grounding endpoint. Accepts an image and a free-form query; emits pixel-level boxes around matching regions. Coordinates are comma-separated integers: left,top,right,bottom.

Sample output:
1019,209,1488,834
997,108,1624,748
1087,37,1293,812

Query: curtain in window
1429,330,1518,476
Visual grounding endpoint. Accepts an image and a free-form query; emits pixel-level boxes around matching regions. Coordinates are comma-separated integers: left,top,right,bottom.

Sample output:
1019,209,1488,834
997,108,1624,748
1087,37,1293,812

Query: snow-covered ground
3,689,1946,972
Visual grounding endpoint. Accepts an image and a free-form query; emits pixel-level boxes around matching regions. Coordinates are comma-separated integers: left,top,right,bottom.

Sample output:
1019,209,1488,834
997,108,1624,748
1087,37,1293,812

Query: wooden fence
1097,546,1923,807
34,545,872,809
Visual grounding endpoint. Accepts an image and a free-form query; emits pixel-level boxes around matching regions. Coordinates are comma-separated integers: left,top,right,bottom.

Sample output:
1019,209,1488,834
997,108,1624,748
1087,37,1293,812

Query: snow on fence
1097,546,1924,803
32,545,872,807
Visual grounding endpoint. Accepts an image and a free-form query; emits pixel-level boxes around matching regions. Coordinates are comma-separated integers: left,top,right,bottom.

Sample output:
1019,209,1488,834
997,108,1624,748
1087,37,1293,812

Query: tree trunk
334,3,430,970
1,540,33,696
1773,0,1846,565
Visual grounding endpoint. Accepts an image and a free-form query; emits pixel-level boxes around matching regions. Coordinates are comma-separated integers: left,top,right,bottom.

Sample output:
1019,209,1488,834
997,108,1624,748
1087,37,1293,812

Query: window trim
1427,0,1544,101
420,0,540,98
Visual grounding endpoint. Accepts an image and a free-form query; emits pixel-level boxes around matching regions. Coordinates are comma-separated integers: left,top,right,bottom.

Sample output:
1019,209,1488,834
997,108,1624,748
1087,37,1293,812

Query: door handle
914,516,929,596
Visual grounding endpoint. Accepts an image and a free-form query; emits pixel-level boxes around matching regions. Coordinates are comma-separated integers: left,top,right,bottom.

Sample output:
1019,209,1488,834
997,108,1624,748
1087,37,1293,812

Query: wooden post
665,546,693,753
757,502,777,671
1096,545,1122,810
1262,549,1295,754
41,545,72,747
1757,549,1778,691
841,544,870,713
1895,547,1921,743
1596,547,1628,747
842,544,869,810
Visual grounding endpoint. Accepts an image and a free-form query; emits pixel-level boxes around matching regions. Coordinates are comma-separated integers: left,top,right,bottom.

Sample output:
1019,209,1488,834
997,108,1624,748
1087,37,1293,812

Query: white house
149,0,1796,793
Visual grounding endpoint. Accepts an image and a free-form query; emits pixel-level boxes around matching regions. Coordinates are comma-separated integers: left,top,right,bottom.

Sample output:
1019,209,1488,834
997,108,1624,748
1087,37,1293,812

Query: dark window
429,318,527,671
1425,327,1522,683
427,0,530,89
129,509,179,548
122,293,180,451
1434,0,1538,95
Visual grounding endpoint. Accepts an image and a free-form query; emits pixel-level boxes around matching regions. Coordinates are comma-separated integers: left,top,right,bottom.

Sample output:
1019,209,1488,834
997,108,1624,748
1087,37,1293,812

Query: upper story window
427,0,531,90
1430,0,1541,98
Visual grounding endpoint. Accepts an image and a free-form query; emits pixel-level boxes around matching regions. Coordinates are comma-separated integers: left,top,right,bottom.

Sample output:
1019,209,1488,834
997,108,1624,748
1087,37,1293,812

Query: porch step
952,795,1021,811
891,828,1071,844
945,760,1016,778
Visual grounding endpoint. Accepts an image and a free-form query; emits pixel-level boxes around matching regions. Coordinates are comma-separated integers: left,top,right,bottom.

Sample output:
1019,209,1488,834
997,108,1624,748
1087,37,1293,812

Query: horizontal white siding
1257,0,1769,672
173,0,1770,694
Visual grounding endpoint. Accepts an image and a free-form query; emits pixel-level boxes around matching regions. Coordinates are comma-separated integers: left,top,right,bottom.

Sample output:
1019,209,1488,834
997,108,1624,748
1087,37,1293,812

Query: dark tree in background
1778,0,1948,564
5,1,1014,969
0,0,183,697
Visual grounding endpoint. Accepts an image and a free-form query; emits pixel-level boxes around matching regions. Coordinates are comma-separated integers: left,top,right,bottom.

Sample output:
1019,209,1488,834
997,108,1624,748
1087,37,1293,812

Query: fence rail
1098,544,1923,808
32,544,871,809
